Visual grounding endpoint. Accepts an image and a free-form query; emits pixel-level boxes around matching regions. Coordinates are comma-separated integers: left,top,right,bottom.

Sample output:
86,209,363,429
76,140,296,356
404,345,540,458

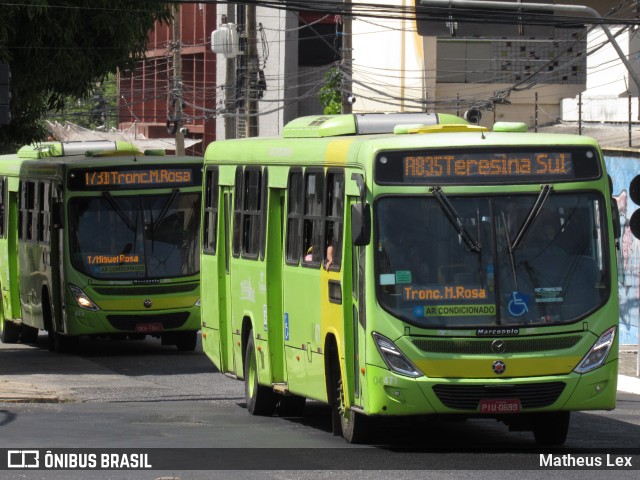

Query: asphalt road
0,334,639,480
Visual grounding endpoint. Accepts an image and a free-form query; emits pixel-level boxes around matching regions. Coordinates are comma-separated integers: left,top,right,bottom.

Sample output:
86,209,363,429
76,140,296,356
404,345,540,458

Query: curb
0,380,61,403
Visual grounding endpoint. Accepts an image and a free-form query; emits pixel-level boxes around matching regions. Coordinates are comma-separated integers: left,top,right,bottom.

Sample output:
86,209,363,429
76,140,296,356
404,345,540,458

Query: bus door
347,194,366,405
6,180,21,320
49,183,64,332
220,187,235,374
264,187,285,384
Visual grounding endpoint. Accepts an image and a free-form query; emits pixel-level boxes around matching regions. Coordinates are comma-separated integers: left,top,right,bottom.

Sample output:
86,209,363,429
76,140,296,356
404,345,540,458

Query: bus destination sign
68,165,202,190
375,148,601,185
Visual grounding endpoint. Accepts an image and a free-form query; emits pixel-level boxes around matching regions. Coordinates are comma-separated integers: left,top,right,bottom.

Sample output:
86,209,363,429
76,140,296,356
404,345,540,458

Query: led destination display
375,147,601,185
68,164,202,190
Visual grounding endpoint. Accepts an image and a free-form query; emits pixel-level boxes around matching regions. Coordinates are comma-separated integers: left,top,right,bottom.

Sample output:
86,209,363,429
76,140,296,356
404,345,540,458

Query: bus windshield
69,192,201,280
375,192,608,328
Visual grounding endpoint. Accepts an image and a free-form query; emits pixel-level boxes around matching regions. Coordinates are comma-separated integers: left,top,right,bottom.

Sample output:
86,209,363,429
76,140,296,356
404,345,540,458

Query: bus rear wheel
532,412,570,446
244,333,275,416
0,317,20,344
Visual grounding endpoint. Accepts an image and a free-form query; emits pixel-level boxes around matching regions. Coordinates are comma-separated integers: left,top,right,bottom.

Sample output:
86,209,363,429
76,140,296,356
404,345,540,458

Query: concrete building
117,3,217,155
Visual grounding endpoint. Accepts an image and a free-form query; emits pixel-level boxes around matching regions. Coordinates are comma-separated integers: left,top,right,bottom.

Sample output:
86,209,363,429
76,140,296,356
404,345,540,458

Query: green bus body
200,114,619,445
0,141,202,351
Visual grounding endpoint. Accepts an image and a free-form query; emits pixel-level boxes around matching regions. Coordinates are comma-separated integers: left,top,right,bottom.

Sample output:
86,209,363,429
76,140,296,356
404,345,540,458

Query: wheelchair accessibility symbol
508,292,529,317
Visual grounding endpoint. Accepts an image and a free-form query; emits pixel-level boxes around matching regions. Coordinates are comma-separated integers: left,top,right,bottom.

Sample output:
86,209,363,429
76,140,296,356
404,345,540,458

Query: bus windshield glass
375,192,609,328
69,192,201,280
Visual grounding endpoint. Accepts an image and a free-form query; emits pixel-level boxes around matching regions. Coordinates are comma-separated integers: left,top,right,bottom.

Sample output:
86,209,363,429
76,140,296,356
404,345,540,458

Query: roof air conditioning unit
211,23,240,59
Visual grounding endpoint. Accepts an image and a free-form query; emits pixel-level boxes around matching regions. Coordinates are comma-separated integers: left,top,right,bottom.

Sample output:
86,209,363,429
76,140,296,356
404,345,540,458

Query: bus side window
203,167,219,255
286,169,303,265
232,167,243,258
37,182,50,244
325,171,344,271
241,167,262,259
302,169,324,267
19,180,36,242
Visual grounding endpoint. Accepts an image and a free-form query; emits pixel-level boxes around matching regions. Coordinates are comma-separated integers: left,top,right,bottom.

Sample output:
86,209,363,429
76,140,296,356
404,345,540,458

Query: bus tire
329,351,368,444
20,324,39,344
532,412,570,446
176,331,197,351
276,394,306,417
244,333,275,416
0,311,20,344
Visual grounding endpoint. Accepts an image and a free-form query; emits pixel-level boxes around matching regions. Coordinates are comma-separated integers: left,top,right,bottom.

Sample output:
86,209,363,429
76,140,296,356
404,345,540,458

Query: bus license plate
135,323,163,333
478,399,521,414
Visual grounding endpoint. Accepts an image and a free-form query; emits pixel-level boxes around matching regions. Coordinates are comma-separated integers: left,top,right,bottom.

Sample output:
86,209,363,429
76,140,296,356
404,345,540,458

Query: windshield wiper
431,186,481,253
149,188,179,231
102,192,137,232
502,211,518,289
510,184,553,251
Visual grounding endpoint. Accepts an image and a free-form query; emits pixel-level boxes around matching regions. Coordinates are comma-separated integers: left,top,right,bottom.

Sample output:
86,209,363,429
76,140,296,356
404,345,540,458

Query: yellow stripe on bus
414,356,583,378
325,139,353,164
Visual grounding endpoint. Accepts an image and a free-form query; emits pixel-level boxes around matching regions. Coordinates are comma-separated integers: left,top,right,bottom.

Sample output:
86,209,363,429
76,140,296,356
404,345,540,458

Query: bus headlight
195,298,201,307
372,332,423,378
69,284,100,311
574,326,616,374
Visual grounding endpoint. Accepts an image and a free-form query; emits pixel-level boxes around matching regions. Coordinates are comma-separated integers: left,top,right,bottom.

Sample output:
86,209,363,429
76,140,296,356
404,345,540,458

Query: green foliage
319,68,343,115
48,75,119,130
0,1,175,152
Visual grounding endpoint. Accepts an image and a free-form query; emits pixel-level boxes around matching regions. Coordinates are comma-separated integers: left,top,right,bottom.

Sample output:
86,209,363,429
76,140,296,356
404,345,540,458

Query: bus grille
106,312,190,331
413,336,581,354
432,382,566,410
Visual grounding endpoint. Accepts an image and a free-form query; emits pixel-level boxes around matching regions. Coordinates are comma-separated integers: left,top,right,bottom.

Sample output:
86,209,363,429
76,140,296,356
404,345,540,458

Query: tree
49,75,119,131
0,1,175,152
319,67,343,115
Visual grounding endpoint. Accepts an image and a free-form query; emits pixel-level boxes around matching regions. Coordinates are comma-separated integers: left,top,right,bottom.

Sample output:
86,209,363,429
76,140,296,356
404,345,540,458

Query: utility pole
225,4,237,140
172,4,186,155
246,4,259,137
341,0,353,114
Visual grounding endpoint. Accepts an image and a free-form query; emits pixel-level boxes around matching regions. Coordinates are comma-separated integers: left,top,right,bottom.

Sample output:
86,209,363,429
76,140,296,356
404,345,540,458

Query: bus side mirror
52,201,64,229
351,203,370,246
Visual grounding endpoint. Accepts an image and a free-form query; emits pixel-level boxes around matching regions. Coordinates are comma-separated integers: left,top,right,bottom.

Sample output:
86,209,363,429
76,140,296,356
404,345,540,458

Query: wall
605,153,640,346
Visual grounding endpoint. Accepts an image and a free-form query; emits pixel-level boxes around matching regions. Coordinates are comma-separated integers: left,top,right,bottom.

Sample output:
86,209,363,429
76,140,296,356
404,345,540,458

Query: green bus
200,113,619,445
0,141,202,352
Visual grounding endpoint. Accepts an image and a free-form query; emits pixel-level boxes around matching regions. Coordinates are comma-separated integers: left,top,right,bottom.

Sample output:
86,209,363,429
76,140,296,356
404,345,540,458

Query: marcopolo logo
8,450,39,468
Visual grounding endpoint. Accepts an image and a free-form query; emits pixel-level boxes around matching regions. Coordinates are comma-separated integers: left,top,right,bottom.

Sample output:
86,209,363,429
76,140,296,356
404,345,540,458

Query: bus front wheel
244,333,275,416
330,358,368,444
532,412,570,446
